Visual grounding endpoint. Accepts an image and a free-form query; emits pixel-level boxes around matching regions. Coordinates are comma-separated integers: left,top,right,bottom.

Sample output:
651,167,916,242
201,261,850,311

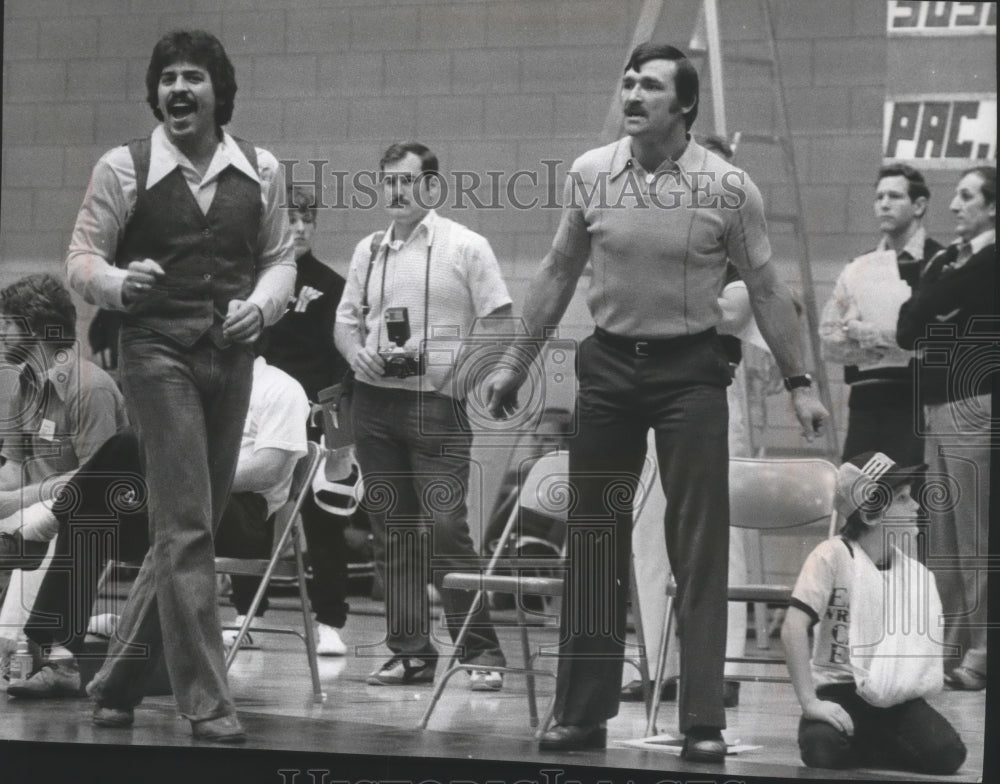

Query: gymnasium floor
0,592,988,784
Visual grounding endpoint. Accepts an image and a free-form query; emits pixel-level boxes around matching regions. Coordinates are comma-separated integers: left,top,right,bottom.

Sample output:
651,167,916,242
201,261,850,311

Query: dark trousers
554,332,730,732
25,429,271,653
352,383,504,666
798,683,966,775
841,401,924,466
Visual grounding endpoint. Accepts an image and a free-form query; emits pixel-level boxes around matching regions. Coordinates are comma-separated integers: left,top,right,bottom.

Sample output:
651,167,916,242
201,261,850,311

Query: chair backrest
729,456,839,535
517,450,658,526
517,450,571,520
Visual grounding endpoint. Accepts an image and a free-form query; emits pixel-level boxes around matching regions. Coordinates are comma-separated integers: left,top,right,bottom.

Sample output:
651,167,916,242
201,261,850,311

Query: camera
420,317,578,439
0,319,80,437
379,307,425,379
914,317,998,436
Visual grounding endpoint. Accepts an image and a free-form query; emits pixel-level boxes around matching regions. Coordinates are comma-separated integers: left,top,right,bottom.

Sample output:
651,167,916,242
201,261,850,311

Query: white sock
48,645,74,662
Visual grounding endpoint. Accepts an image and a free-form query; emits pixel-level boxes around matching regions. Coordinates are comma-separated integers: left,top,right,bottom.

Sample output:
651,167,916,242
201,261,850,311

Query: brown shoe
681,727,726,763
191,714,246,743
538,723,606,751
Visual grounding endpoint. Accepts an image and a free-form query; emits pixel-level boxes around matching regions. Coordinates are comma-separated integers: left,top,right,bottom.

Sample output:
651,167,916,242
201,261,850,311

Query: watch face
785,374,812,390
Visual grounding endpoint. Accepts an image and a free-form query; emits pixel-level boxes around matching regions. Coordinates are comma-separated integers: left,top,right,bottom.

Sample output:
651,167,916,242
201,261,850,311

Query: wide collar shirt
550,136,772,338
66,124,295,324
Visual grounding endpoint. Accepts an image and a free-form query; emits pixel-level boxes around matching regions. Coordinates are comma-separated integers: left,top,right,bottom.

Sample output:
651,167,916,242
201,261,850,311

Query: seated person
0,273,128,667
0,273,128,548
782,451,966,775
2,355,308,696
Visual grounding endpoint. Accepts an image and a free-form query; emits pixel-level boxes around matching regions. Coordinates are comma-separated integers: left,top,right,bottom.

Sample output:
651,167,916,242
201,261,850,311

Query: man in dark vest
65,30,295,742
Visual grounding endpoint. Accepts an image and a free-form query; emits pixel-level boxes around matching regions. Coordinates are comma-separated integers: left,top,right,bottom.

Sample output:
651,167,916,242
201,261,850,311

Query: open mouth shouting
167,96,197,121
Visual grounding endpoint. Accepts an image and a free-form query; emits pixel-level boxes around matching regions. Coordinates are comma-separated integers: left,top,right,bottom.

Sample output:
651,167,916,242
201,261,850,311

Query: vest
116,136,263,347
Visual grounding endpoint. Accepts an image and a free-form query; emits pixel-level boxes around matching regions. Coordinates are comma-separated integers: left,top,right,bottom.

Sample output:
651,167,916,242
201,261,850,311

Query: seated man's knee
798,720,853,769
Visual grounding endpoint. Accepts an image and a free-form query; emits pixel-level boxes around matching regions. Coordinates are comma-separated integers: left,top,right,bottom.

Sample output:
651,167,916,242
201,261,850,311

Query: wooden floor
0,591,988,784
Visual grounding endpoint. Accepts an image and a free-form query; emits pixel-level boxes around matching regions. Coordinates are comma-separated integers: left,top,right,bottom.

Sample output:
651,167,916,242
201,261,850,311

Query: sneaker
316,623,346,656
222,615,260,650
366,654,437,685
7,658,81,698
87,613,119,639
944,665,987,691
468,670,503,691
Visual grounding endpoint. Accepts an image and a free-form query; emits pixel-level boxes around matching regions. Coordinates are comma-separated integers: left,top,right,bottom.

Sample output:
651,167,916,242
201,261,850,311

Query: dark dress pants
352,383,505,666
554,332,730,733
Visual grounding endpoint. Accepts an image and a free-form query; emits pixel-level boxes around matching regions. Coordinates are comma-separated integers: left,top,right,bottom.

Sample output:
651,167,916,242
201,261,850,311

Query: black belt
593,326,716,357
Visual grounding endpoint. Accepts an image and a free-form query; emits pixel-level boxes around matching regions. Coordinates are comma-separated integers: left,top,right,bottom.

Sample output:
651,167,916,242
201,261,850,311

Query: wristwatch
783,373,813,392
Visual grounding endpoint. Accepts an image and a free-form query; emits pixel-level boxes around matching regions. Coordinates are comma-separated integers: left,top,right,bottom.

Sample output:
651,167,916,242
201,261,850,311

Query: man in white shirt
820,163,942,465
335,142,512,690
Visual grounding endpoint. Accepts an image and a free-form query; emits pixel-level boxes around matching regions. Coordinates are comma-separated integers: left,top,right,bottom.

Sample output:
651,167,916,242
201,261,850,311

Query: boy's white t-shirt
790,536,863,689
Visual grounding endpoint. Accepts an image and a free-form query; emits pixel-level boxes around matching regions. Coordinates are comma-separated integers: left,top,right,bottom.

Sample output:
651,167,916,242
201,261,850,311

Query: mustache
623,103,646,117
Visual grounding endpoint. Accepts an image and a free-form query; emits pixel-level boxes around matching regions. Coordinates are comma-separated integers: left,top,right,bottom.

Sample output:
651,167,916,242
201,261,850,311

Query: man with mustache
484,43,828,762
65,30,295,742
897,165,996,693
335,142,511,691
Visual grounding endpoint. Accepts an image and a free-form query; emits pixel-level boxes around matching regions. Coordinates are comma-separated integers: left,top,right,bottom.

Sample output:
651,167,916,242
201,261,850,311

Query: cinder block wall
3,0,957,456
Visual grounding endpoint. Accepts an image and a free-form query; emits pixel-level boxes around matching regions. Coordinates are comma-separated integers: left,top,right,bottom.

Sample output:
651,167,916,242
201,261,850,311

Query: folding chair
645,455,839,735
420,449,658,732
215,441,324,702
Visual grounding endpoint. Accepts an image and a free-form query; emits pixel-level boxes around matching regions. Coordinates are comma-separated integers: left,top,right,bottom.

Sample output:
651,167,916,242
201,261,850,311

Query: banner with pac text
883,2,996,169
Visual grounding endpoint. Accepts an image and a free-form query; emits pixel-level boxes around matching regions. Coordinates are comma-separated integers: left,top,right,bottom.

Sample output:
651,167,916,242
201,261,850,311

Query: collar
966,228,995,255
43,346,79,402
877,226,927,259
381,209,438,251
147,125,260,189
608,135,703,189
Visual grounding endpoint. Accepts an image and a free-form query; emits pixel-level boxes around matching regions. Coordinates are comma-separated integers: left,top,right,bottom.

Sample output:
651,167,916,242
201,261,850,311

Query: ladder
602,0,840,459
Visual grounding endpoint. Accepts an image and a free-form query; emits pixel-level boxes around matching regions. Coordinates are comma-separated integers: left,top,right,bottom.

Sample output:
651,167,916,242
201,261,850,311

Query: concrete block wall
1,0,962,457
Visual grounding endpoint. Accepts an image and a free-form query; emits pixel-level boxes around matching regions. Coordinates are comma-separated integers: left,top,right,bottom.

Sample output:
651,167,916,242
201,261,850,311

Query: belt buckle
634,341,649,358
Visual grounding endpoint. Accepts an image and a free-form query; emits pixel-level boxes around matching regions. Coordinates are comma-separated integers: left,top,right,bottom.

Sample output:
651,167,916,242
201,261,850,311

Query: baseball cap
834,451,925,523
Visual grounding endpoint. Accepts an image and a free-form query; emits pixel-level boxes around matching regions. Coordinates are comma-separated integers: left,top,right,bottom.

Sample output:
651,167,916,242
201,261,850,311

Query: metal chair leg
293,529,324,702
516,599,539,727
418,586,485,729
629,561,653,721
646,593,674,737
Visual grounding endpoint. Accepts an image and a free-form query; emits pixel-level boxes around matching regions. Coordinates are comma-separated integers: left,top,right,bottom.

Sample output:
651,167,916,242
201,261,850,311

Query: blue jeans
87,328,252,722
554,331,730,732
352,383,504,667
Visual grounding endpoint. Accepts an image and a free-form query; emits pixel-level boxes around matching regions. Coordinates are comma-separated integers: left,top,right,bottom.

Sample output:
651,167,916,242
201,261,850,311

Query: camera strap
371,238,432,352
359,231,385,342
